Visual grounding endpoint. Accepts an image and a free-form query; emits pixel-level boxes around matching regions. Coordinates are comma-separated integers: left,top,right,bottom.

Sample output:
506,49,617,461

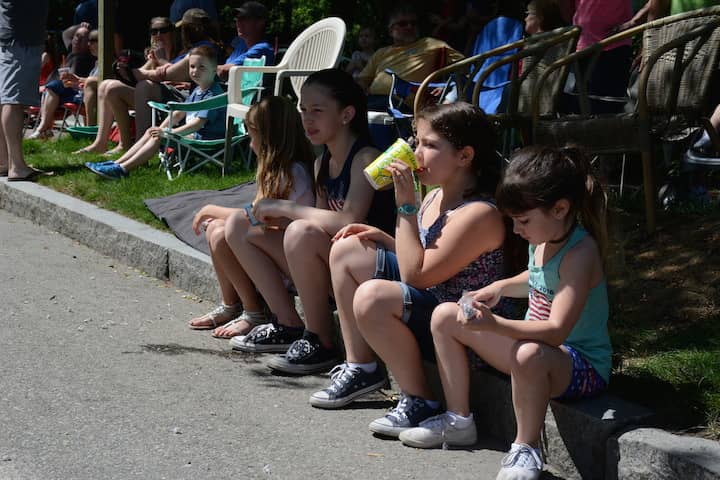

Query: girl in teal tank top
398,146,611,480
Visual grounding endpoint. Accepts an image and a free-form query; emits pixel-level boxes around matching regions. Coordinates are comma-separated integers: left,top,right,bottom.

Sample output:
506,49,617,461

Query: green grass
20,136,720,438
23,136,255,229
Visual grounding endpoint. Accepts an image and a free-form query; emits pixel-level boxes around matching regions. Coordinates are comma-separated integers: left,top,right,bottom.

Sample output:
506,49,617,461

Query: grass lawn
22,136,255,230
20,136,720,438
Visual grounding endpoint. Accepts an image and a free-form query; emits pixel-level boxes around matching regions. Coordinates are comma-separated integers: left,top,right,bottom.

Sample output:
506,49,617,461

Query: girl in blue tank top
400,146,611,480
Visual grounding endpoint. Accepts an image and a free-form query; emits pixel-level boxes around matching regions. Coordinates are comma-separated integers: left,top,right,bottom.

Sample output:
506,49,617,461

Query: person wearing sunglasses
74,17,177,155
356,4,464,111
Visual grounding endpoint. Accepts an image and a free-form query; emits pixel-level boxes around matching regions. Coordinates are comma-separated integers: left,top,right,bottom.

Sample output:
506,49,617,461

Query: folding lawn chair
148,57,265,179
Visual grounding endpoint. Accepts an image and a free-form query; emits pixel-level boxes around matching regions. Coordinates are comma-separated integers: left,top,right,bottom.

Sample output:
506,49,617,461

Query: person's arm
191,204,240,234
466,238,603,347
252,146,380,235
170,113,205,136
135,55,190,83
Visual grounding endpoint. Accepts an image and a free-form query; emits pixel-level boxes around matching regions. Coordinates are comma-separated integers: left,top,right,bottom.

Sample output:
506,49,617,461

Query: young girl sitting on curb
187,96,316,336
85,44,225,179
230,69,395,374
309,103,511,438
399,145,611,480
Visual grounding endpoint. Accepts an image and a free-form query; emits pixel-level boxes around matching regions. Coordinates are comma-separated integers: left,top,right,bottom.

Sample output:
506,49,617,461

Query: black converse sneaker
368,393,440,438
309,363,387,409
266,330,339,374
229,323,304,353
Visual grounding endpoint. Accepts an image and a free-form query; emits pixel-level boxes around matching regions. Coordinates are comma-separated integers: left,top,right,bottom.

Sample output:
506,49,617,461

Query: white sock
446,411,474,428
347,361,377,373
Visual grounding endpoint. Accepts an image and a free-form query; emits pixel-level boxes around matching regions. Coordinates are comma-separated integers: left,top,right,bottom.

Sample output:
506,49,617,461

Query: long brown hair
497,145,608,259
246,96,316,202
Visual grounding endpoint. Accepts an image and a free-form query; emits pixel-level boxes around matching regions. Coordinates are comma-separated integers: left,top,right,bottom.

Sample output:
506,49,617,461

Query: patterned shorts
556,345,607,401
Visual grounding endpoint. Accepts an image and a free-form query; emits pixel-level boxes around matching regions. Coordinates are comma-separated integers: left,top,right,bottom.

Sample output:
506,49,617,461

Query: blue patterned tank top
418,189,506,303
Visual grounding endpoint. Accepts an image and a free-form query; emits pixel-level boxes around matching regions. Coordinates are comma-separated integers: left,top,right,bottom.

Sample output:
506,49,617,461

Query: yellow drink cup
364,138,418,190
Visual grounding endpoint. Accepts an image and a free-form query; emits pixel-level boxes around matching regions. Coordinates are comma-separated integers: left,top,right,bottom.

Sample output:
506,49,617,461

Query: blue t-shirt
185,81,225,140
226,40,275,66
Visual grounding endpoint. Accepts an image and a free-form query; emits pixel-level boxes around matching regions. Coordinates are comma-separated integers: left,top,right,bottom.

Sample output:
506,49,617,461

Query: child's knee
430,302,459,336
511,340,546,373
224,211,249,245
284,219,325,252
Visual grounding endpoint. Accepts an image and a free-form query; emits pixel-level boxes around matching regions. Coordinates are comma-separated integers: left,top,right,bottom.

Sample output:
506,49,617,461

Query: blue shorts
555,345,607,401
0,43,42,106
373,246,440,362
44,80,81,104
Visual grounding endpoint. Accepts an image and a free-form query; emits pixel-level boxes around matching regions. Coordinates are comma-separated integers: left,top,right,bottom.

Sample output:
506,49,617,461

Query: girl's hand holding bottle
252,198,288,225
192,206,216,235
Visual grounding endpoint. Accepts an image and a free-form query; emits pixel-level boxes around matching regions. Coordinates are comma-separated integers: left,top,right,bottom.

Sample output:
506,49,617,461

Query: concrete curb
2,178,719,480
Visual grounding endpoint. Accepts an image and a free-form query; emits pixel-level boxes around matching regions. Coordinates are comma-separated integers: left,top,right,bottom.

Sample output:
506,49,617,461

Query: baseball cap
176,8,210,27
235,1,268,19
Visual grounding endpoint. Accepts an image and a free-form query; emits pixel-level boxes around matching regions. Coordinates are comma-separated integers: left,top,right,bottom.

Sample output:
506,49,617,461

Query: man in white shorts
0,0,52,181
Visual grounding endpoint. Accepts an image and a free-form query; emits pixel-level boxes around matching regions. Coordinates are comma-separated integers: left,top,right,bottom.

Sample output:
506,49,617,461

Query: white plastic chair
225,17,346,126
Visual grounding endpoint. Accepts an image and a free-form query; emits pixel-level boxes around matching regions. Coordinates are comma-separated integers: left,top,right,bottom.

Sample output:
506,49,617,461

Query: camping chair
148,93,234,179
530,7,720,233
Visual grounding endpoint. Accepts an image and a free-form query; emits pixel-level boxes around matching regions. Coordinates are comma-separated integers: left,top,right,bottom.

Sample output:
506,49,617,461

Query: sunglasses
150,26,172,35
391,20,417,29
89,38,98,43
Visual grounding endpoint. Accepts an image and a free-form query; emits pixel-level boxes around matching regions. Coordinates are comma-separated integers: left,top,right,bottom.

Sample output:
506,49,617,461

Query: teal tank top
525,225,612,382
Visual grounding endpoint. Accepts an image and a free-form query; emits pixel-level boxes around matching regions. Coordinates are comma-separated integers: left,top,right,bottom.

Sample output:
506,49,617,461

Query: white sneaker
399,412,477,448
496,443,543,480
28,129,52,140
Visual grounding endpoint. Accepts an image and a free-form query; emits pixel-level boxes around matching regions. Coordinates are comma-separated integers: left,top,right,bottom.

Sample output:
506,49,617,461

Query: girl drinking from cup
309,102,512,439
399,145,610,480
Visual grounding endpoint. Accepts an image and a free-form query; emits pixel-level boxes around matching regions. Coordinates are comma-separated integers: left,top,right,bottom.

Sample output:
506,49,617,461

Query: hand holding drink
364,138,423,190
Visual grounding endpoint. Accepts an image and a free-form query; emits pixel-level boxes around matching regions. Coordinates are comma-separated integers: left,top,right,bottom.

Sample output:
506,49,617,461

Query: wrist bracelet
397,203,418,216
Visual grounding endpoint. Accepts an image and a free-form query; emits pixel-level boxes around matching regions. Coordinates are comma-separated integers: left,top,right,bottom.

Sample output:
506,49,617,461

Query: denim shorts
373,246,440,362
44,80,80,104
0,43,42,106
555,345,607,401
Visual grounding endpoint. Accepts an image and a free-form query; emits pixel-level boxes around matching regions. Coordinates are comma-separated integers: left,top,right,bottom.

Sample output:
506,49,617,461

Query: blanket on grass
144,182,257,255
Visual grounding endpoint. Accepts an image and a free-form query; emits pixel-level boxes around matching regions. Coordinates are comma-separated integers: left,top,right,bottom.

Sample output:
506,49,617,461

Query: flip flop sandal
211,311,270,339
7,168,54,182
188,303,242,330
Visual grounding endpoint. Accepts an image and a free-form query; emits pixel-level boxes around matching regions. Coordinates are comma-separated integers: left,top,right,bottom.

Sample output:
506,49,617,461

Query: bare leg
283,219,334,346
510,341,573,447
329,236,378,363
216,211,267,312
83,78,98,126
206,220,241,305
79,79,134,153
354,279,434,399
114,130,160,172
430,302,515,416
226,212,304,327
133,80,162,136
2,104,33,177
37,90,60,133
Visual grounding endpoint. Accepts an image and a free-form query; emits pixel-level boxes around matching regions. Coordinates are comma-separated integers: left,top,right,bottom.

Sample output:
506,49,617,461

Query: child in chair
85,44,224,179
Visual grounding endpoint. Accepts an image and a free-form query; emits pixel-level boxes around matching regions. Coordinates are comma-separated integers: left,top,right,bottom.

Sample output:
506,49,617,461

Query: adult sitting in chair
85,45,225,179
216,1,275,81
356,4,464,111
28,25,94,139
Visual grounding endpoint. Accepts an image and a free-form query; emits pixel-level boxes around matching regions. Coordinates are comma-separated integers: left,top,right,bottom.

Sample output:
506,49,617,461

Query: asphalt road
0,209,513,480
